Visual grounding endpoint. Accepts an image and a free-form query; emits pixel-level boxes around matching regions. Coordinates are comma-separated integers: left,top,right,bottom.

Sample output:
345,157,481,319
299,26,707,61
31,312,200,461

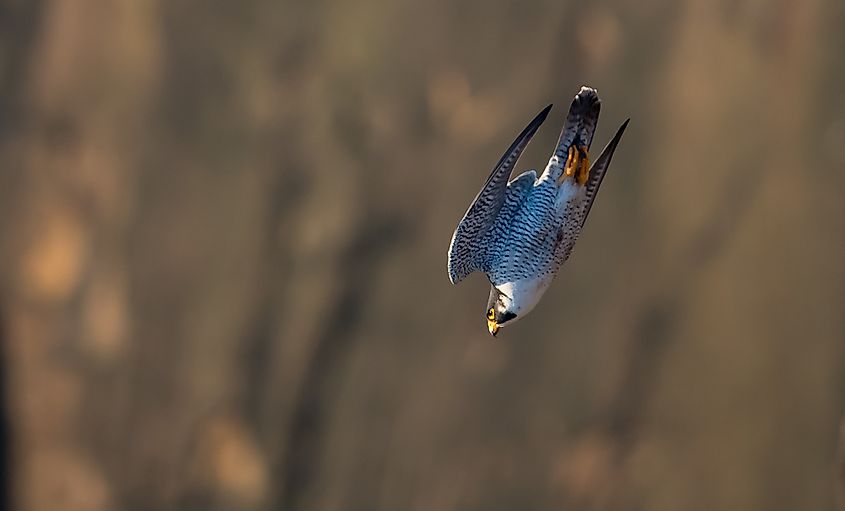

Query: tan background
1,0,844,510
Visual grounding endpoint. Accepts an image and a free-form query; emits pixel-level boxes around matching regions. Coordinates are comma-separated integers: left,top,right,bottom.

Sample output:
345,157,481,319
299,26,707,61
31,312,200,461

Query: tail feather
542,86,601,182
554,86,601,159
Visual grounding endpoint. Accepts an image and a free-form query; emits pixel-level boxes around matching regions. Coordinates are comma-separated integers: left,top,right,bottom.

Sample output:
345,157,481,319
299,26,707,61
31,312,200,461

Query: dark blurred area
1,0,845,510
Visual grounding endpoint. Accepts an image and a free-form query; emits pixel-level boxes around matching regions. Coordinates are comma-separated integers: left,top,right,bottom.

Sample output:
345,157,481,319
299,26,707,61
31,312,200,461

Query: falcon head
485,286,518,337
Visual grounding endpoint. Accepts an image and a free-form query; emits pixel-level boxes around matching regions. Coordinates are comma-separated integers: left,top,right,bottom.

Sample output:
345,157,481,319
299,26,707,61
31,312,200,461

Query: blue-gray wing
447,105,551,284
491,170,537,238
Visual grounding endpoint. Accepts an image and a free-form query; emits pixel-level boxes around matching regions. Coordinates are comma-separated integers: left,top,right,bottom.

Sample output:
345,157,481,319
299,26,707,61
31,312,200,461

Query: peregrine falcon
447,86,628,336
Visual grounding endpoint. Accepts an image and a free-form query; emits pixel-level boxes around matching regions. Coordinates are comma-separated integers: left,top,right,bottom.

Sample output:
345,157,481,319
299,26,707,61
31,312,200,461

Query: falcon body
448,87,628,335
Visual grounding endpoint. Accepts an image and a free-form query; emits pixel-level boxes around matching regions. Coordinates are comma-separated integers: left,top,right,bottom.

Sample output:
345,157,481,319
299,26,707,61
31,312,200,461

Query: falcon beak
487,319,500,337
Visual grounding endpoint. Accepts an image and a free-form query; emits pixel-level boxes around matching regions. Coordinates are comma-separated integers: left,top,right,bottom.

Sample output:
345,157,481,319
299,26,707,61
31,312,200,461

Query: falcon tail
542,86,602,184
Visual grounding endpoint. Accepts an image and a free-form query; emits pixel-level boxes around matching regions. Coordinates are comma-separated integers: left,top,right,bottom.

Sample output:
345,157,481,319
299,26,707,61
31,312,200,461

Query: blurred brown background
1,0,844,510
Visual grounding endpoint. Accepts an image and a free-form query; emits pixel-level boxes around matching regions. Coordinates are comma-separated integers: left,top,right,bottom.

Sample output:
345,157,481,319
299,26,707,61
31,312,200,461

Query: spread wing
447,105,551,284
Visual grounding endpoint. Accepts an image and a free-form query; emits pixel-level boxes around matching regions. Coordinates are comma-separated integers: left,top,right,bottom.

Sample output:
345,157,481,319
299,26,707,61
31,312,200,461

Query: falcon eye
487,308,495,320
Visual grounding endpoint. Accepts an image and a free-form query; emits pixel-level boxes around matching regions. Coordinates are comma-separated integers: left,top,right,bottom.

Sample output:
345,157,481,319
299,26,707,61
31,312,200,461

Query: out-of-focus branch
272,212,408,510
566,163,766,509
605,164,764,451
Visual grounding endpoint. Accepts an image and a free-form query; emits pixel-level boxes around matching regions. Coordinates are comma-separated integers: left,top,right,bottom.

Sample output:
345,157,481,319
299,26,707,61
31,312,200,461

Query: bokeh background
1,0,844,510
